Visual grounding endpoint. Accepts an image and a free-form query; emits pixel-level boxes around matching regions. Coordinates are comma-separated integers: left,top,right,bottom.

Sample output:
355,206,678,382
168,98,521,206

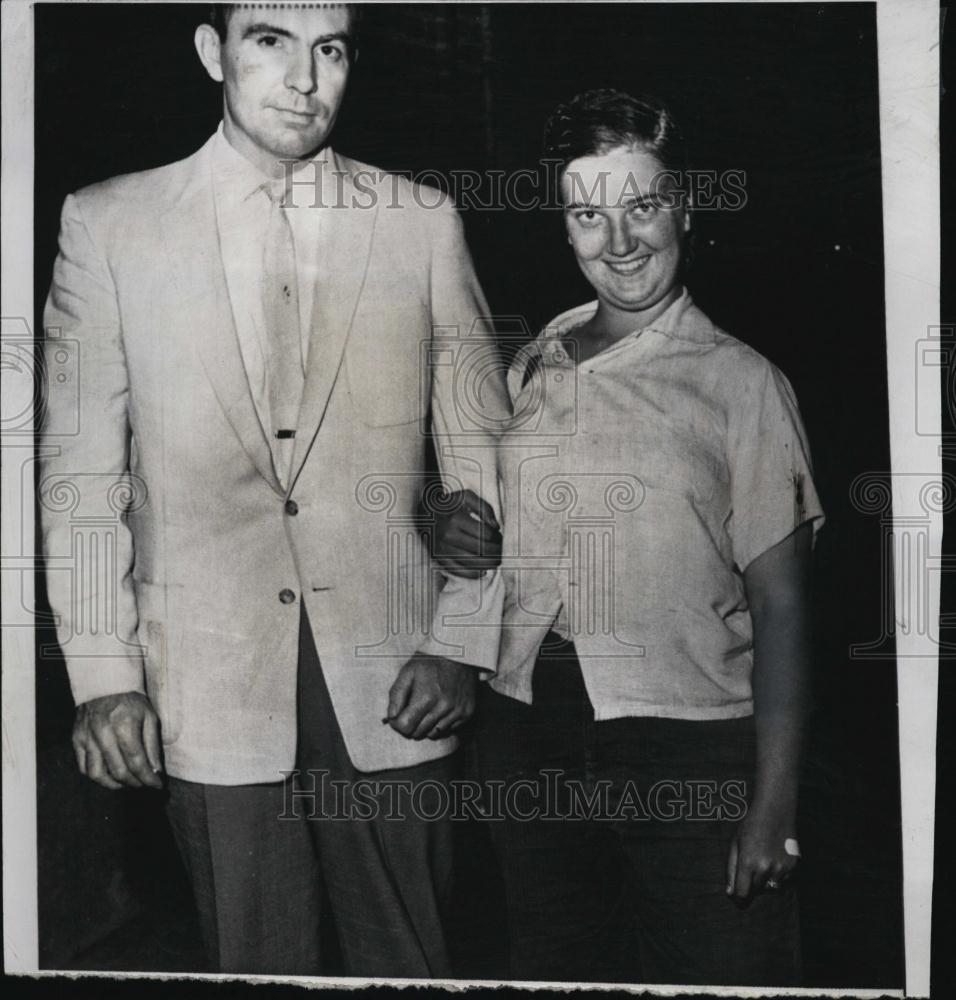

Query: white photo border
1,0,941,995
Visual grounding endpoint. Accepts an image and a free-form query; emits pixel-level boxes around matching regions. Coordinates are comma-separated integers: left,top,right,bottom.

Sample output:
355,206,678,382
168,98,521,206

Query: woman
435,89,824,986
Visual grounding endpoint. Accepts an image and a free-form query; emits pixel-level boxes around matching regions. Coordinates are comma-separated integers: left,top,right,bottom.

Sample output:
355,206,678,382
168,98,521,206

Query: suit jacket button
285,500,298,516
279,589,296,604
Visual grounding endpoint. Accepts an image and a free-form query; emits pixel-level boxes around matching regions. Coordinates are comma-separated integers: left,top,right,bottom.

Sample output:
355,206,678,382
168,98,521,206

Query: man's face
201,6,353,171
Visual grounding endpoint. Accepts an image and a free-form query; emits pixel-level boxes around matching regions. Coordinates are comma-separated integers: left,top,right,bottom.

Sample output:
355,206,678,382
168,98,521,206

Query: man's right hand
429,489,502,579
73,691,164,790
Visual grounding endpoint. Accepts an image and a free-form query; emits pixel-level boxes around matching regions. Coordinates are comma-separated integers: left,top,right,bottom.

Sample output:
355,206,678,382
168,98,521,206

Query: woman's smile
604,252,652,276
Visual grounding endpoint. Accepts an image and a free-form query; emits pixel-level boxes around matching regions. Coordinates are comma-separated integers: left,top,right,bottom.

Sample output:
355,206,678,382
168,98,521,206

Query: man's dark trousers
166,608,455,976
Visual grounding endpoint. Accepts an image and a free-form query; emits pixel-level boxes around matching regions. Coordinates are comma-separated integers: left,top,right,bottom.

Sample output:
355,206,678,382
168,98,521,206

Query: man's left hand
386,655,478,740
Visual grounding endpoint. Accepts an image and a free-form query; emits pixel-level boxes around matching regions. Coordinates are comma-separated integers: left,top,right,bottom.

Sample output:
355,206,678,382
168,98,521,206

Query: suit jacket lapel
289,155,379,490
159,139,283,496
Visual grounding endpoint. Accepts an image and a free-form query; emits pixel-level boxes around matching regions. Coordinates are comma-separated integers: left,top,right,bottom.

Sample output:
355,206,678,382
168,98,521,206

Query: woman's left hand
427,489,502,579
725,802,799,900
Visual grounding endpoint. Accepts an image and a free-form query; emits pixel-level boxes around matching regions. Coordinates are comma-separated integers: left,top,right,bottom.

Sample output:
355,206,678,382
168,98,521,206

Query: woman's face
561,144,690,318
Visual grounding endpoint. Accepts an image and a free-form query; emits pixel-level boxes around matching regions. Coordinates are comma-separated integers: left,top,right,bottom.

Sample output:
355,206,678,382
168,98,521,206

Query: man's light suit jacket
40,133,509,784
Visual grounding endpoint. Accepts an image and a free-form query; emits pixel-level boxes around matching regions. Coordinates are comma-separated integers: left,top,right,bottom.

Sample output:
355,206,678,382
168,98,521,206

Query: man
40,3,508,977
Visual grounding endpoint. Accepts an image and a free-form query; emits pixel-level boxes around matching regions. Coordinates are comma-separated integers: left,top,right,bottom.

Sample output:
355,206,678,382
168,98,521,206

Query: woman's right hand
427,489,502,579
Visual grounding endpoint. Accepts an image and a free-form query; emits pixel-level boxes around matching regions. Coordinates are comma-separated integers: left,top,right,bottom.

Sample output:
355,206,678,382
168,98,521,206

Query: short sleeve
726,359,825,571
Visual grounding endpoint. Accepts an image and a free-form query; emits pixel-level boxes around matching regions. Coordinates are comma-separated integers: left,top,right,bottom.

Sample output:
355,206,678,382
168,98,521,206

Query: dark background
32,1,907,990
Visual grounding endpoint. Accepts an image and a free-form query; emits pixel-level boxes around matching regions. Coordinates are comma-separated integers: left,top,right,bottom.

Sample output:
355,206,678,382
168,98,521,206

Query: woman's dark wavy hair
544,88,687,182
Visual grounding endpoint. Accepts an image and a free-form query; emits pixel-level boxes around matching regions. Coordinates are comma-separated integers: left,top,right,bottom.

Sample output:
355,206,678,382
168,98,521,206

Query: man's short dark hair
206,3,362,52
207,3,235,41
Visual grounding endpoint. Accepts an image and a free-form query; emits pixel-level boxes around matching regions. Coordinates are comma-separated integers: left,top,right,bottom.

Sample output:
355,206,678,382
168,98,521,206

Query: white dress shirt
211,123,329,444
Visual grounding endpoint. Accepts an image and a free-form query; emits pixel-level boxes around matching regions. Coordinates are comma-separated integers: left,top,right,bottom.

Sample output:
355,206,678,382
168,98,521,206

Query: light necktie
261,181,305,484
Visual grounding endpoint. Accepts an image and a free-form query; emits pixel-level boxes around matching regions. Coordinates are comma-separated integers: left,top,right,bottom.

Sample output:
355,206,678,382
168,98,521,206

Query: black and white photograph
0,0,947,995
